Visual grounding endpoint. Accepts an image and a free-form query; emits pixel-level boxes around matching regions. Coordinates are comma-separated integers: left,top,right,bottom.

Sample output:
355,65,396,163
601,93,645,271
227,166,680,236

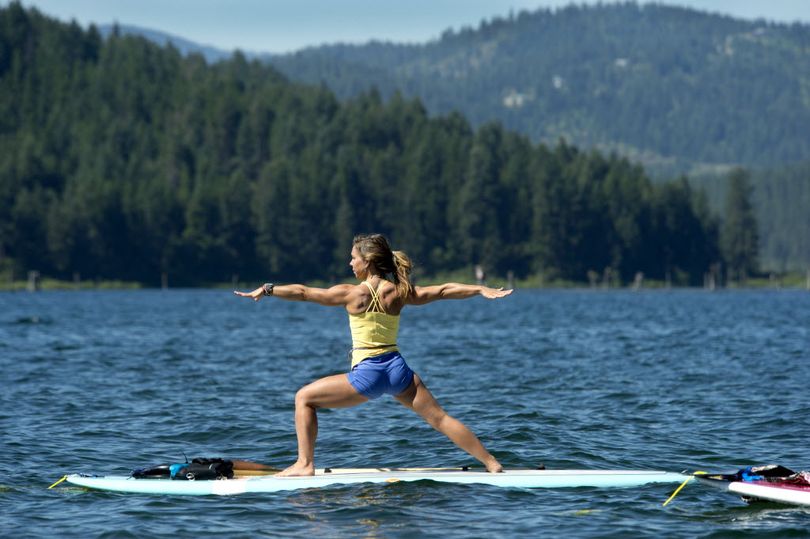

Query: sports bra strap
361,280,387,314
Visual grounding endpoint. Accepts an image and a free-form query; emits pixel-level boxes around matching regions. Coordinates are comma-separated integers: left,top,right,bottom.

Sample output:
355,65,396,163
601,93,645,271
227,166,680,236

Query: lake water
2,288,809,537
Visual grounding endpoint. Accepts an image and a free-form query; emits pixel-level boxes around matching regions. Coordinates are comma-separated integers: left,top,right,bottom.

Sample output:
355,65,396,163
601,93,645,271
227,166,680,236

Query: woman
235,234,511,476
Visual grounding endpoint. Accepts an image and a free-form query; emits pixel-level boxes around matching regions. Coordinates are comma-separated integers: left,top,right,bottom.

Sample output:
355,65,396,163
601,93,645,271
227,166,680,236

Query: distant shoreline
2,272,807,291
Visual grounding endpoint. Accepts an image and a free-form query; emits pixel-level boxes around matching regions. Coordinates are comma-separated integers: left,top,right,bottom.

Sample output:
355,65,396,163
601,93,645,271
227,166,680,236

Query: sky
10,0,810,54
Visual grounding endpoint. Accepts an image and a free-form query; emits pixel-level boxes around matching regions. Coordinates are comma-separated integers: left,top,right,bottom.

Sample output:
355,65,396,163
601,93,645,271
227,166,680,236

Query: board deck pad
65,468,688,496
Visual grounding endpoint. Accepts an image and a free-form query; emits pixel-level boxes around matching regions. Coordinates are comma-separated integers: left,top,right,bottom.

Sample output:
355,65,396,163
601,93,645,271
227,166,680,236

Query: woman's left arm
234,283,354,306
407,283,512,305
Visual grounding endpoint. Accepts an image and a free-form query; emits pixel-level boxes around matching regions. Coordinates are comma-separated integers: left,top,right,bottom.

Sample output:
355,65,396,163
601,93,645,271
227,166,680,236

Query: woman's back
346,279,405,316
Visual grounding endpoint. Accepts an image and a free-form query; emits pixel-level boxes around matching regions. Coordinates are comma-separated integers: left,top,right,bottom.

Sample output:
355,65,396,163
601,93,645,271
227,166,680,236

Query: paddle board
697,475,810,507
65,468,687,495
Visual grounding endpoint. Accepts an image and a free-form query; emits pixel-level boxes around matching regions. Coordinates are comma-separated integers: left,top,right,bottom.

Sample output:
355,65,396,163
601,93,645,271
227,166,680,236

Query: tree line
0,4,756,287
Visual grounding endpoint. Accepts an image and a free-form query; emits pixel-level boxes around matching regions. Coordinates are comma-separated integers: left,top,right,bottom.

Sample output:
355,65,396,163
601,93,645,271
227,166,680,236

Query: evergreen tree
456,123,503,272
721,168,759,281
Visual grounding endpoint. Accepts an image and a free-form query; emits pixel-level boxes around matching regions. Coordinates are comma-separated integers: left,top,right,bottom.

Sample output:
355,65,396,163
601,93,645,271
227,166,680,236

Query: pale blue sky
10,0,810,54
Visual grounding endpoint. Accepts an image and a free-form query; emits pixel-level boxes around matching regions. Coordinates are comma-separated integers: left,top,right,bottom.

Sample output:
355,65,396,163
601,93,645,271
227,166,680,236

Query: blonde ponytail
392,250,414,300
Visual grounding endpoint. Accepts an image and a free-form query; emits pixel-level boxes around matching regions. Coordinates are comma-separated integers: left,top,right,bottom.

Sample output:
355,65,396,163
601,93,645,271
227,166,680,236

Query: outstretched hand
233,286,265,301
480,287,513,299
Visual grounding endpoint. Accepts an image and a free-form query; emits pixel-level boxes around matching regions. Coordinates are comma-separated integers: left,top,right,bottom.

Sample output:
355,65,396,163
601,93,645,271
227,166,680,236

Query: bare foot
274,461,315,477
485,458,504,473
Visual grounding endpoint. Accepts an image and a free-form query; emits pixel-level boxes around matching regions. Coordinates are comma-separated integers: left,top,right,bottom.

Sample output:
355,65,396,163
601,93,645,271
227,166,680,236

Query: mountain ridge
97,23,233,62
266,3,810,173
98,4,810,175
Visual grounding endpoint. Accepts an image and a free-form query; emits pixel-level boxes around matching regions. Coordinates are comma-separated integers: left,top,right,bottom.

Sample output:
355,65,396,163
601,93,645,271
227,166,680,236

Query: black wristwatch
262,283,275,296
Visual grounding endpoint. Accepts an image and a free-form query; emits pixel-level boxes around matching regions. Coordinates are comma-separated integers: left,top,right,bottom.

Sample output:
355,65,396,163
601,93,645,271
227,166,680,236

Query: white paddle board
65,468,687,496
698,476,810,507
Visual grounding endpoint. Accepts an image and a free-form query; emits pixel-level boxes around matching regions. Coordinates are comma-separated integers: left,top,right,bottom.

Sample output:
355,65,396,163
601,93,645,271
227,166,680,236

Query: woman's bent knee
295,387,315,408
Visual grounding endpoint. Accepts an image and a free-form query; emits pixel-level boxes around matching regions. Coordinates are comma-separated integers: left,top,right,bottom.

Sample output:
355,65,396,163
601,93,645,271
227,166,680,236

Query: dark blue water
2,289,809,537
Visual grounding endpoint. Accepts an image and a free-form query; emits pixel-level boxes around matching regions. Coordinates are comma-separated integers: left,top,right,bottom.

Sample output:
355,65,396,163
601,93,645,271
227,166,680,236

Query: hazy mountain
98,23,235,63
266,3,810,175
102,4,810,176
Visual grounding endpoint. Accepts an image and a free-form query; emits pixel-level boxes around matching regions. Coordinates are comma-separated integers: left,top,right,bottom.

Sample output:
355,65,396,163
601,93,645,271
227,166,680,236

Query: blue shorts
347,351,415,400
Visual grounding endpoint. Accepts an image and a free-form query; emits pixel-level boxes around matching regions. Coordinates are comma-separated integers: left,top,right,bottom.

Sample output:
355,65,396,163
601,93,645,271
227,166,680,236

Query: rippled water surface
2,289,809,537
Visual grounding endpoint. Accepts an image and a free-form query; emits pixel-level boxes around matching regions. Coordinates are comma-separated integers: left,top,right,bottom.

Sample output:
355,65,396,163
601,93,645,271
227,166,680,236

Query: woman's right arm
234,284,354,306
407,283,512,306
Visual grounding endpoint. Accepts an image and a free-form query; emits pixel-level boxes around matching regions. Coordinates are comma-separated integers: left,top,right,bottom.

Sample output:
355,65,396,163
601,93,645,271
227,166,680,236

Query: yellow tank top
348,281,399,367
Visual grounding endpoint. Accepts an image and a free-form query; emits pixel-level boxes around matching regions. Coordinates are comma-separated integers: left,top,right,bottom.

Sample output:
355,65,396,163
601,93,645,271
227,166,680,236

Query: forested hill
0,3,745,286
268,3,810,172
